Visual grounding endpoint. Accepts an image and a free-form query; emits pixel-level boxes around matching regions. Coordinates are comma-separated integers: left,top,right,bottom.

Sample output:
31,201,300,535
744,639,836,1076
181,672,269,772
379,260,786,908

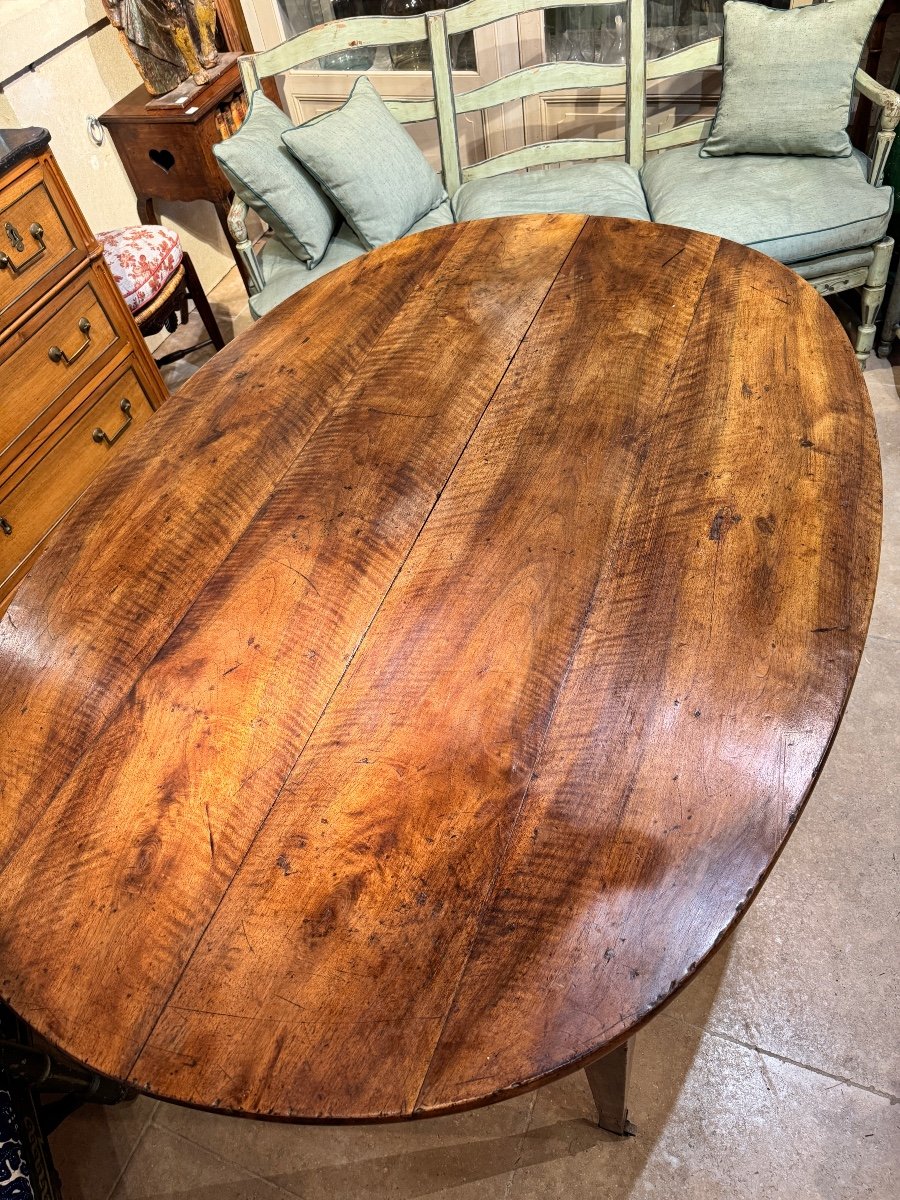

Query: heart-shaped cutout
148,148,175,173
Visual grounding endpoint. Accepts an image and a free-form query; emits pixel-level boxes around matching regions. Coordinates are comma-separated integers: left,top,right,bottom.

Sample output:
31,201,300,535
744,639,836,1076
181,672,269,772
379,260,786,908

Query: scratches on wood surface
0,217,881,1123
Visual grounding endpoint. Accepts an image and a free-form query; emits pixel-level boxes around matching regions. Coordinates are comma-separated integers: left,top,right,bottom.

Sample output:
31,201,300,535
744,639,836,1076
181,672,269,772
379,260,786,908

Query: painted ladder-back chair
227,0,900,362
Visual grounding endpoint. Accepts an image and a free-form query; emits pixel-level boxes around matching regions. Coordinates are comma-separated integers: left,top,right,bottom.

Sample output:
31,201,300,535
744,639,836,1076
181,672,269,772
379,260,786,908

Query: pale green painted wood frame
437,0,633,184
228,1,900,361
233,4,899,197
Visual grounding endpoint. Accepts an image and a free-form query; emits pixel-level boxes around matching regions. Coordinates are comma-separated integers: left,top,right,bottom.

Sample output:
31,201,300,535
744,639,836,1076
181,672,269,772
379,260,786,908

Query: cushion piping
280,77,446,252
280,149,372,250
701,0,877,160
643,204,892,256
213,90,330,269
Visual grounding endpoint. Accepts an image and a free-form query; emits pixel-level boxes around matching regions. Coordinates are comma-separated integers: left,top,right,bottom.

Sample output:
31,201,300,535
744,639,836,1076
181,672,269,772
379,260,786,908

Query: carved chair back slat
235,6,892,191
429,0,645,176
229,6,899,366
236,1,725,185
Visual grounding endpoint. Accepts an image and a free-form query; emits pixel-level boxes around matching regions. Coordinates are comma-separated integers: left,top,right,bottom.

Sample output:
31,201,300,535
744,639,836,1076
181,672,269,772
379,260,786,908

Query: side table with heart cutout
100,61,253,290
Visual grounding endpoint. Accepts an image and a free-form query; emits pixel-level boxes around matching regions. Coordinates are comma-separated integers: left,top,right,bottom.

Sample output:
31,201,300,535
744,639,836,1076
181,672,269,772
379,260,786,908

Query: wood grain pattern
0,363,157,597
0,272,119,451
0,162,83,324
0,217,881,1123
0,139,167,611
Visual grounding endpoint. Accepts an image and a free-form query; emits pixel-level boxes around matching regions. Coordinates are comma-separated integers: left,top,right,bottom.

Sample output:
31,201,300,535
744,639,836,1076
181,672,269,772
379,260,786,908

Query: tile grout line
662,1013,899,1103
148,1122,304,1199
865,632,900,645
103,1105,158,1200
155,1115,548,1200
503,1086,541,1197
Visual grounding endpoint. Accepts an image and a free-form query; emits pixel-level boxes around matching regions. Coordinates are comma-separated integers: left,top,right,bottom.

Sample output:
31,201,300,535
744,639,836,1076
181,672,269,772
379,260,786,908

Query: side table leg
137,196,158,225
584,1036,636,1136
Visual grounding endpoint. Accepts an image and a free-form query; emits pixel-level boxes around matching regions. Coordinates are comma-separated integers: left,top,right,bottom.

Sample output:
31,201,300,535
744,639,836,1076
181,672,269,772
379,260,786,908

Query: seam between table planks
126,233,880,1119
407,231,728,1114
122,216,592,1083
411,243,884,1114
127,220,723,1116
128,220,722,1112
1,218,883,1113
0,226,477,887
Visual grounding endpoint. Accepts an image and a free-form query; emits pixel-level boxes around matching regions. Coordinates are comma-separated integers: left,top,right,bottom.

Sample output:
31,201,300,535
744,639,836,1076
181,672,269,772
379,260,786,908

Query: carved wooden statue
103,0,219,96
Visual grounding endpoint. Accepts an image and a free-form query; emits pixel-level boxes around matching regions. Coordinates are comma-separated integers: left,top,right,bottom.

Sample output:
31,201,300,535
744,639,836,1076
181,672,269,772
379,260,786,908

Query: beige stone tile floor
48,274,899,1198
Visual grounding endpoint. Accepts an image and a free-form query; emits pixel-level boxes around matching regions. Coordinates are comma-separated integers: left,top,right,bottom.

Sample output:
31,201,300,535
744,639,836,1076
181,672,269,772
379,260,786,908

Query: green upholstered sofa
227,0,900,364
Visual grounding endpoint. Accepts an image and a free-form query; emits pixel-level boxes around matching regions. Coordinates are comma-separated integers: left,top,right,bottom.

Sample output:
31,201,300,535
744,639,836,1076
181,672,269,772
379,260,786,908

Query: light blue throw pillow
702,0,882,158
213,92,338,268
280,77,448,250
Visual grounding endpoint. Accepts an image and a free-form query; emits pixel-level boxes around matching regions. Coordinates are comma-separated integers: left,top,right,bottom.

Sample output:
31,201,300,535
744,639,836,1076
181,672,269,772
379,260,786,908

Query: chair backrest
238,3,726,194
237,14,442,128
434,0,640,194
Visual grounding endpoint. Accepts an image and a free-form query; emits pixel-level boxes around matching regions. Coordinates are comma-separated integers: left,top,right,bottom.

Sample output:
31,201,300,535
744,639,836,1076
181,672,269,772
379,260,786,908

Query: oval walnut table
0,216,881,1133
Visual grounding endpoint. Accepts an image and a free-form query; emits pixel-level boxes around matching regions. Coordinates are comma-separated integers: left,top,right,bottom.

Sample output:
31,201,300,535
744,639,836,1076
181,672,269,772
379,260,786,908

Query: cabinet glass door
646,0,723,56
518,1,727,150
240,0,744,175
543,5,628,64
541,1,723,64
270,0,476,73
241,0,523,171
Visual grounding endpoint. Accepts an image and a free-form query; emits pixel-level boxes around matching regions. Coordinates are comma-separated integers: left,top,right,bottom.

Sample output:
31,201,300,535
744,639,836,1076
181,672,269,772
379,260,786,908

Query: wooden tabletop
0,216,881,1122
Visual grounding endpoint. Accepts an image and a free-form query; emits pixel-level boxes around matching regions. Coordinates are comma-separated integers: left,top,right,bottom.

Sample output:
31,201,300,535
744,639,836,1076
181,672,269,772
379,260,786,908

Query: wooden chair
99,225,225,366
227,0,900,362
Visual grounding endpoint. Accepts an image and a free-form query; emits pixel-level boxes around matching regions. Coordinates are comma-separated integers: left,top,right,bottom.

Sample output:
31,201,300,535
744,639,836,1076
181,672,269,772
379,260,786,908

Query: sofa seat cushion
792,247,875,282
247,204,458,321
248,203,454,320
641,145,892,263
452,162,650,223
250,225,366,319
407,200,455,233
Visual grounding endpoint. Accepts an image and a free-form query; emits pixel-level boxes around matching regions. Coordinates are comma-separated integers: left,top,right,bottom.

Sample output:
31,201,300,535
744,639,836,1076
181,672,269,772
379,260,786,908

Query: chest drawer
0,160,86,324
0,266,121,462
0,363,156,596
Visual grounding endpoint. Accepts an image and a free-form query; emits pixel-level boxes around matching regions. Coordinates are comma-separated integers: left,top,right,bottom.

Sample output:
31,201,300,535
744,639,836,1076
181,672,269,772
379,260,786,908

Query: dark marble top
0,127,51,179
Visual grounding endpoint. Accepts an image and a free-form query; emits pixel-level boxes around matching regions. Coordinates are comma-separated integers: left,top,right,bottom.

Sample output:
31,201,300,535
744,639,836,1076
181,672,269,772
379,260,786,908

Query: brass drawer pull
49,316,92,366
0,517,11,536
0,222,46,274
92,397,132,447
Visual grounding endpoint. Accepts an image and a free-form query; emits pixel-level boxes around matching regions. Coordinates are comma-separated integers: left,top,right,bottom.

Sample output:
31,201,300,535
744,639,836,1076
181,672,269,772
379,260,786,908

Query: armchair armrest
855,69,900,127
227,195,266,295
854,69,900,187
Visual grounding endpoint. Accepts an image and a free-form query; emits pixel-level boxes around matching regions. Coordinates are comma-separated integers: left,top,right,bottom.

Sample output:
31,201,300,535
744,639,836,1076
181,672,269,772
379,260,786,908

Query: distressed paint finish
0,217,882,1122
228,4,899,361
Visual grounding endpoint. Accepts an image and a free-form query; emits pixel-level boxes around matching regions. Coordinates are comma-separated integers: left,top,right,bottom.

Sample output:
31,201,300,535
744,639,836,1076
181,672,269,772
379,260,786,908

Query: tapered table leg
584,1035,635,1135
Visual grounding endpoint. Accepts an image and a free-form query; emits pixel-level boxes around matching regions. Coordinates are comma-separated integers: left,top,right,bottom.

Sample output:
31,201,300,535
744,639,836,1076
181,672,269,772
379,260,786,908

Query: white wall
0,2,236,295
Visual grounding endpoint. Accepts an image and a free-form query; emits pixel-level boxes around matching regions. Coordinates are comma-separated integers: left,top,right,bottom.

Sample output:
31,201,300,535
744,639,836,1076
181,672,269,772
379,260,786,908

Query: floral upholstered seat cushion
98,225,183,312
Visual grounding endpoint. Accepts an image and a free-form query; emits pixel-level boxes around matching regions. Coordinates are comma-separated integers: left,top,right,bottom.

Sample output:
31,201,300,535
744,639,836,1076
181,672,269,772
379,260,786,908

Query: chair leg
181,251,226,350
583,1035,636,1136
877,254,900,358
856,237,893,367
0,1002,136,1199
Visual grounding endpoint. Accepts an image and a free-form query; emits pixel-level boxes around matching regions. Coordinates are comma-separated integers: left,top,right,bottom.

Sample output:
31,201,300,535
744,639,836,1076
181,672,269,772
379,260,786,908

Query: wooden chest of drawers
0,127,167,611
